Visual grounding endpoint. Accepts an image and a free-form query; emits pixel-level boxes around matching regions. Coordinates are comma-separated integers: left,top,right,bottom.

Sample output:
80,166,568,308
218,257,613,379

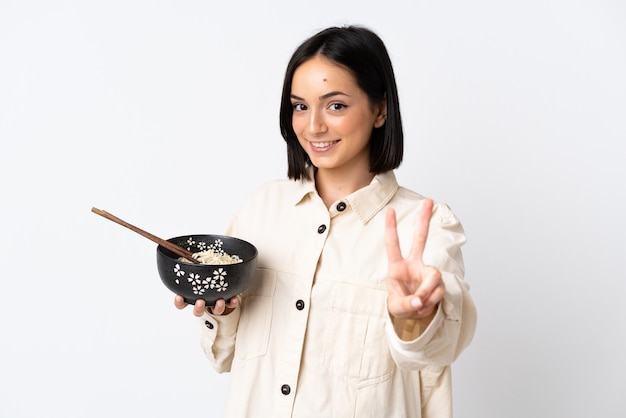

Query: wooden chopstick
91,207,202,264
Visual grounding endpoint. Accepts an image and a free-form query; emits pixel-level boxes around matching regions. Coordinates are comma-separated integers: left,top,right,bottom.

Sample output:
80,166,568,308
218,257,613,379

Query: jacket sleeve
385,202,477,369
198,214,242,373
199,307,241,373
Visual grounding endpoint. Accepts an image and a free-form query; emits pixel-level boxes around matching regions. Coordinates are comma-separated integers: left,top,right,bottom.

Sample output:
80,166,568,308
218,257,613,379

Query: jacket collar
293,169,399,224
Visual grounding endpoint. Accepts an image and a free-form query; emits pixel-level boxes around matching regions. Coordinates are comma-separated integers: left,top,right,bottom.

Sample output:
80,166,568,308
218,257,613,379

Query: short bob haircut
279,25,404,180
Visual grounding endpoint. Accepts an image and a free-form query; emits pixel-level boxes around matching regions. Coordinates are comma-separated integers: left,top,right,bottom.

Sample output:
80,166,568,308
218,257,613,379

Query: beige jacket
199,171,477,417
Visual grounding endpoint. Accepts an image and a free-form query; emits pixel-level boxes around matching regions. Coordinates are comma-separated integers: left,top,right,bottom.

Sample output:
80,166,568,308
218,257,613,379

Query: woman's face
290,55,386,175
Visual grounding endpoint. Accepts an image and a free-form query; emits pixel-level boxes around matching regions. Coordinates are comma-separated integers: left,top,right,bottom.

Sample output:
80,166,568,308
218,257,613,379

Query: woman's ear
373,96,388,128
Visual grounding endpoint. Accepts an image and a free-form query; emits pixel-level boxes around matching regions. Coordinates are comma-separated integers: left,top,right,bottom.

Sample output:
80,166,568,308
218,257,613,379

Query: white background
1,0,625,417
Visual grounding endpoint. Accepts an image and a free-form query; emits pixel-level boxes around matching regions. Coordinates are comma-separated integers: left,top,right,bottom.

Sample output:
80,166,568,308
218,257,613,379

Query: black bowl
157,234,258,306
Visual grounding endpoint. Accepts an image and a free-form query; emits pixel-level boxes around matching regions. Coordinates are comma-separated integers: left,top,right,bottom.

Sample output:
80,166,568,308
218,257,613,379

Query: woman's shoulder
228,178,304,233
394,186,460,223
238,177,312,211
248,177,305,198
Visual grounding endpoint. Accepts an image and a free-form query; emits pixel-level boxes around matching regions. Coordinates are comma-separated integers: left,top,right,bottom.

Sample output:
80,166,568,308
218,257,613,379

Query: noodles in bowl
180,247,243,265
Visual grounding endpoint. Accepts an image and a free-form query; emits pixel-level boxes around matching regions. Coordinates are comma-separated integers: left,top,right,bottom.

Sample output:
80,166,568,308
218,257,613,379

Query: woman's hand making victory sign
385,199,445,320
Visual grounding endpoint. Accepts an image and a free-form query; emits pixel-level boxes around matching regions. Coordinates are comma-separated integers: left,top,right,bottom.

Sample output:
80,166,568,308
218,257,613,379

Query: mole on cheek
323,78,327,82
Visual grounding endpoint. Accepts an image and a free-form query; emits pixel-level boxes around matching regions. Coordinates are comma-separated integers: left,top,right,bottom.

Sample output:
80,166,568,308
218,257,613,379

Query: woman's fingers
208,297,240,316
414,266,444,311
225,296,240,309
388,266,445,318
408,198,434,261
419,285,445,315
174,296,239,317
174,294,186,309
414,265,442,300
386,198,434,267
193,299,207,317
384,207,403,264
388,294,423,319
389,286,443,319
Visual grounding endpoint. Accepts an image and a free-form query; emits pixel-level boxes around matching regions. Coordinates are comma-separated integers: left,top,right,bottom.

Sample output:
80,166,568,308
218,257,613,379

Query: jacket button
204,320,214,330
317,224,327,234
336,201,346,211
295,300,305,310
281,384,291,395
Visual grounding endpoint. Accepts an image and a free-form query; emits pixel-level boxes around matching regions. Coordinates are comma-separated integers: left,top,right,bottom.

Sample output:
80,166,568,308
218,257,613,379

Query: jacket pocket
322,281,395,388
234,268,276,360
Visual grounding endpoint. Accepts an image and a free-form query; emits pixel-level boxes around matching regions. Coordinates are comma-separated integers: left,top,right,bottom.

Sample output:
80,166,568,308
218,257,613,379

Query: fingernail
411,298,422,309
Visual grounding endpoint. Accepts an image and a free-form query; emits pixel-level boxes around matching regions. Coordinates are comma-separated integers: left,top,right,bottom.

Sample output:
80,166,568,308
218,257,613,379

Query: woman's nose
307,109,327,135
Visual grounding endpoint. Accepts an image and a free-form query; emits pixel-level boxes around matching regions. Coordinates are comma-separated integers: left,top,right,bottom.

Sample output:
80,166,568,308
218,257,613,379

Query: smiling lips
309,139,340,151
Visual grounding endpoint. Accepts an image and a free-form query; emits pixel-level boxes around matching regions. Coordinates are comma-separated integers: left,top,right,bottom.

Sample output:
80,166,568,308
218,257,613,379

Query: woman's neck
314,167,375,208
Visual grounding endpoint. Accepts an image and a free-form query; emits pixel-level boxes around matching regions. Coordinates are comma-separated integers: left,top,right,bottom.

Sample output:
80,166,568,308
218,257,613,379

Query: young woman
175,25,477,418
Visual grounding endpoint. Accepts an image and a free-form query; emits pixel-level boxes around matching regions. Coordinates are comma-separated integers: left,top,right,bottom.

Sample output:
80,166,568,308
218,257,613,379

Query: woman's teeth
312,140,338,148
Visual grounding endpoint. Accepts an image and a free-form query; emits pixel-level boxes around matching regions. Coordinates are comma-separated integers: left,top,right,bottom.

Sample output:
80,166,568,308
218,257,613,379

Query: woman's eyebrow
290,91,351,101
320,91,350,100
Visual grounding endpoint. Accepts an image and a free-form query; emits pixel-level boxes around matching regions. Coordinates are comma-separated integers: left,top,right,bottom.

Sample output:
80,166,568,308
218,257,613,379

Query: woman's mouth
309,140,340,151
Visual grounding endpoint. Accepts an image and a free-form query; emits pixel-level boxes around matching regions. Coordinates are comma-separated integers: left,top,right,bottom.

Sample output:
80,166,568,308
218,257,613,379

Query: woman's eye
329,103,347,111
292,103,307,111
